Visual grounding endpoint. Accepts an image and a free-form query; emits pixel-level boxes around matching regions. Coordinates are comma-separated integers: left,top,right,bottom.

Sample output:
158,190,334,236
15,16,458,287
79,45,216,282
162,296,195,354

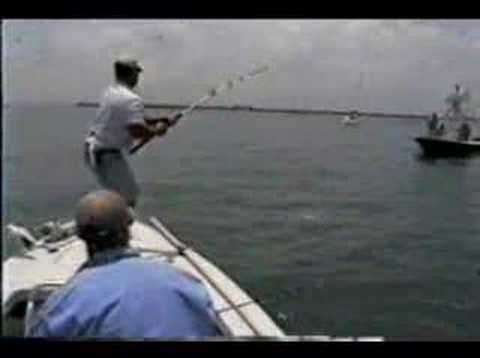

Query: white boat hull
2,217,285,338
342,115,363,125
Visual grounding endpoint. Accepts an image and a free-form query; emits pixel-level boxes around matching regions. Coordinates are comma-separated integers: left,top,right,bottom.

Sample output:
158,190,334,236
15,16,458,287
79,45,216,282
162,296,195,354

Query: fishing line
129,63,272,154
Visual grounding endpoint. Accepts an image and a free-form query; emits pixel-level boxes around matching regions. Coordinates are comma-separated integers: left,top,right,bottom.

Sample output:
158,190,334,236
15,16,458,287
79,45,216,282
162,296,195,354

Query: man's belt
95,147,121,155
84,135,121,168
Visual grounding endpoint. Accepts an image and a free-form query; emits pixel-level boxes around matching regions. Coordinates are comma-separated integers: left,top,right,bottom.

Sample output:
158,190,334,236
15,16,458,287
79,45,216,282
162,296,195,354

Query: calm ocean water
3,105,480,340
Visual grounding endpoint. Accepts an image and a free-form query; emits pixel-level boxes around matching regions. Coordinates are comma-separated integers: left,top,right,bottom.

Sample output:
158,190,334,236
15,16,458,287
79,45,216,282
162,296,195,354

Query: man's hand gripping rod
129,64,270,155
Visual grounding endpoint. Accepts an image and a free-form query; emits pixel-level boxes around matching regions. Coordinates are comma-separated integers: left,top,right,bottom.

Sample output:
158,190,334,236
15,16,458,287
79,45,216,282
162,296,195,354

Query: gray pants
84,143,140,207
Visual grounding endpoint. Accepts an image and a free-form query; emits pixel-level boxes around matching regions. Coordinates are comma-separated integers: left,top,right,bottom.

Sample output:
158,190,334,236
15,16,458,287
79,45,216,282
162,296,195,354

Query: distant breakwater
76,101,429,120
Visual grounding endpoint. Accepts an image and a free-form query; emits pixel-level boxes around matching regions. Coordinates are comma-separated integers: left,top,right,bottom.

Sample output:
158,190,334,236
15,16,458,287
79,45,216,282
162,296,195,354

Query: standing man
85,58,177,208
427,112,439,136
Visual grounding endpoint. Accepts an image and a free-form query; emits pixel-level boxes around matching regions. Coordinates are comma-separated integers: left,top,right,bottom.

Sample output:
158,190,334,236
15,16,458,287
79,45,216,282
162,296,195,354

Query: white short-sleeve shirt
88,84,145,150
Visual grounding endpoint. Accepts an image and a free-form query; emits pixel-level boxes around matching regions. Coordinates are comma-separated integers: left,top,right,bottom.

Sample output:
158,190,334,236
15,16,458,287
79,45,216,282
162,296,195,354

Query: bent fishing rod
129,63,271,155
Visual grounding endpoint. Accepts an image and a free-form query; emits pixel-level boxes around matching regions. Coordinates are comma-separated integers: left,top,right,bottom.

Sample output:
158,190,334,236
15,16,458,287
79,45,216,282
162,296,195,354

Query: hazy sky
3,19,480,113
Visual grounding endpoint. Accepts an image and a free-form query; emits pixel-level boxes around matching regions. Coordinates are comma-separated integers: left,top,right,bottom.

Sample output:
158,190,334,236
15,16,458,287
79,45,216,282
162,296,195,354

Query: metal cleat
5,224,39,250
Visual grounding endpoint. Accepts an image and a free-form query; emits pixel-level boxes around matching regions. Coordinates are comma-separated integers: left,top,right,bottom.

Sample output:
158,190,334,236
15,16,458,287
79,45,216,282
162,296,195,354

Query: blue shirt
26,249,223,338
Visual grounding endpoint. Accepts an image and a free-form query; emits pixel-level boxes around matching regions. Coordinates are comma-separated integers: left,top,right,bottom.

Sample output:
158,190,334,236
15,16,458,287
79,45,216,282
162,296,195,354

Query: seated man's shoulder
173,268,203,284
118,257,203,285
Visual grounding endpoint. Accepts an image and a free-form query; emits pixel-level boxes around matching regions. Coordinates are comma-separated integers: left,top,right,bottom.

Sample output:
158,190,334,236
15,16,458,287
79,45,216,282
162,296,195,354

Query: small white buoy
277,312,288,321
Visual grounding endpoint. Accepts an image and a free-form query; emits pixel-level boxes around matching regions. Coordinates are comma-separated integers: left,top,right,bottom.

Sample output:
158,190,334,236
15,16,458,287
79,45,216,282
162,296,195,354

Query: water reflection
414,152,472,166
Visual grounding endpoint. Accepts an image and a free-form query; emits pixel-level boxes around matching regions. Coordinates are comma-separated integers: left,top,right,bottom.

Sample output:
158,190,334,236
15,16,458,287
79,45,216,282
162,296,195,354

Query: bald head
75,190,133,254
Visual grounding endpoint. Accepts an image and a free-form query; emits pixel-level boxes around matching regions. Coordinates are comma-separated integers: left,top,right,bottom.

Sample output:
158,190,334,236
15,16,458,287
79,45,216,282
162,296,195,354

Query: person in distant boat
435,121,446,137
26,190,223,338
84,58,178,208
427,112,439,136
457,121,472,142
350,110,360,119
343,110,360,124
445,84,468,121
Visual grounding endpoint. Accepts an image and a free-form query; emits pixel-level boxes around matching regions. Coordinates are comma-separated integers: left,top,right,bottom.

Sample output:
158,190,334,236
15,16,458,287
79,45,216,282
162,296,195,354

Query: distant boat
416,86,480,157
415,136,480,157
342,112,363,126
342,71,371,126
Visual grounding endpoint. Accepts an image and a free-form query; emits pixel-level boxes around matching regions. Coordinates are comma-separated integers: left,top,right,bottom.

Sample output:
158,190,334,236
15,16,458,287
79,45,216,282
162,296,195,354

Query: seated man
434,121,446,137
457,122,472,142
26,190,223,338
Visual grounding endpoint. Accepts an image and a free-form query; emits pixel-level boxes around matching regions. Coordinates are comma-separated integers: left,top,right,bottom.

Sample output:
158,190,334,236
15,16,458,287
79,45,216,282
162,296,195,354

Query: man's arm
126,98,181,142
127,118,170,141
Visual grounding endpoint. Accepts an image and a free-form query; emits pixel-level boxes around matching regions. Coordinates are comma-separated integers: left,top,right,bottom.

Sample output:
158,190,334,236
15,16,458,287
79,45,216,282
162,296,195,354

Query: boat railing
24,283,64,335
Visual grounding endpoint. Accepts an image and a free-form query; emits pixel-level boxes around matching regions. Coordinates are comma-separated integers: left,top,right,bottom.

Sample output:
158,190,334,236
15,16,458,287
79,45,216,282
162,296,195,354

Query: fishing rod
129,63,271,155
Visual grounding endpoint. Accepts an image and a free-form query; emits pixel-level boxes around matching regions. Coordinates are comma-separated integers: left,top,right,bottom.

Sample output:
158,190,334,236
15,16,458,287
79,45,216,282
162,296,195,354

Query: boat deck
3,218,284,337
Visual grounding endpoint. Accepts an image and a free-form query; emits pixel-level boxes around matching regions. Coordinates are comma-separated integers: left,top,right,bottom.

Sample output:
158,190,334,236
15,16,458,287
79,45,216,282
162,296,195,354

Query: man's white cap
114,57,143,72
